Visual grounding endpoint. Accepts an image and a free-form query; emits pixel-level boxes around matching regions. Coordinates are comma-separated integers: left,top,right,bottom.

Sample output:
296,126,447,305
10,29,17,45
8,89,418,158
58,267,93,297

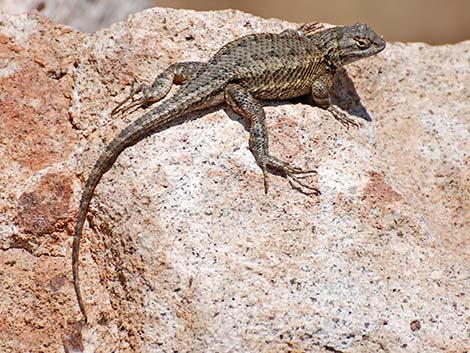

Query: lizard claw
328,105,360,129
263,169,269,194
111,80,151,116
297,22,325,35
285,168,320,196
111,80,144,116
266,157,320,196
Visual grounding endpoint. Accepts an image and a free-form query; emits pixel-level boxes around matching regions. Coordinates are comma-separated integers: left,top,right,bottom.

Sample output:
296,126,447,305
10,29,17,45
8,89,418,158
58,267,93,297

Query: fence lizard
73,22,385,321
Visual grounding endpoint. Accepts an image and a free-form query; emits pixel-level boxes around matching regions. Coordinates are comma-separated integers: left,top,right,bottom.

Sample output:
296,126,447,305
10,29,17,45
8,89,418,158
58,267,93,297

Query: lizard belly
251,84,312,100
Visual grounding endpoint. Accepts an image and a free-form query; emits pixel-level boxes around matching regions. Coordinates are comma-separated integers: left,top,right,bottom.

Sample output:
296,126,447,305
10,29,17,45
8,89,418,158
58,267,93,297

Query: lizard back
206,32,327,100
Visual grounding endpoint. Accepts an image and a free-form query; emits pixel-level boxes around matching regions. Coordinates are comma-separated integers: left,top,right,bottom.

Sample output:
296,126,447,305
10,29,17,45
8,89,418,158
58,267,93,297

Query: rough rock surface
0,0,153,33
0,7,469,353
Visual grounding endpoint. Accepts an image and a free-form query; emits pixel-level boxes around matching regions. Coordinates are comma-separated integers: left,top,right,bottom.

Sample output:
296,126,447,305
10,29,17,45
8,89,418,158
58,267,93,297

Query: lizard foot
328,105,360,129
111,80,162,116
297,22,325,35
285,167,320,196
280,22,324,37
267,156,320,196
111,80,147,116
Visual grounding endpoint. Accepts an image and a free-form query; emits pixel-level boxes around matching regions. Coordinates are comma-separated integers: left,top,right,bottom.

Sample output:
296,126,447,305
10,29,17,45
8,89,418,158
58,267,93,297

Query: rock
0,7,468,353
0,0,153,33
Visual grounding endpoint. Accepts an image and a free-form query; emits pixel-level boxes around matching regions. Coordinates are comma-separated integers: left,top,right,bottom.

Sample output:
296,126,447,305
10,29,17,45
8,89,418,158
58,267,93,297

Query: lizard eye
355,38,369,49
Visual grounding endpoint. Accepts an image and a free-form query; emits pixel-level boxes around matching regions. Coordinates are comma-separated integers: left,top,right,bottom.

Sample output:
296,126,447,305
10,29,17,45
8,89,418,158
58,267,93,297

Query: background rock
0,7,468,353
0,0,152,33
2,0,470,44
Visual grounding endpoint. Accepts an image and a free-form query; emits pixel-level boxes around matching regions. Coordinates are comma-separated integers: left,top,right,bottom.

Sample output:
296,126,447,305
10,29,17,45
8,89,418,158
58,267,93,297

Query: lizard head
336,23,386,65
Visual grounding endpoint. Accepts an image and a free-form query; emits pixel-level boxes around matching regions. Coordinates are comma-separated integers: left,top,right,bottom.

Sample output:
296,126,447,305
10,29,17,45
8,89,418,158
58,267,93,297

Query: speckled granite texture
0,7,468,353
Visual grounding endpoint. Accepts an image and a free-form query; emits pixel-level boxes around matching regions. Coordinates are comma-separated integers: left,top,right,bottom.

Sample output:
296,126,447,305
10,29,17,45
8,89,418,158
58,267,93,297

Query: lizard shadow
112,69,369,192
330,68,372,122
220,69,372,182
135,68,372,150
222,68,373,133
134,68,371,135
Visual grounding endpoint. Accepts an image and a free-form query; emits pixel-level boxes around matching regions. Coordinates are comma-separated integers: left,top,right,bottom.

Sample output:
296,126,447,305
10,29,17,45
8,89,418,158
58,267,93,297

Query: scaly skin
73,22,385,322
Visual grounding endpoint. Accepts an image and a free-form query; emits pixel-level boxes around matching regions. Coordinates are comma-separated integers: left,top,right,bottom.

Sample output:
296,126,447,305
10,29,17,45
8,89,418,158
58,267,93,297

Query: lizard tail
72,94,203,322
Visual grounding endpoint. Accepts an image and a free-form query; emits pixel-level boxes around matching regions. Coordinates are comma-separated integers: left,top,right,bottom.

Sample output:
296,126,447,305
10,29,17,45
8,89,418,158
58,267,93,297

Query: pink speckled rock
0,7,468,353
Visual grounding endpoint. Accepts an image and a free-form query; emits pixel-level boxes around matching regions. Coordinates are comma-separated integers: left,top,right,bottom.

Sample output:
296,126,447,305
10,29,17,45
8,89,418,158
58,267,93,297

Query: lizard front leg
112,61,206,115
311,73,360,129
225,83,319,195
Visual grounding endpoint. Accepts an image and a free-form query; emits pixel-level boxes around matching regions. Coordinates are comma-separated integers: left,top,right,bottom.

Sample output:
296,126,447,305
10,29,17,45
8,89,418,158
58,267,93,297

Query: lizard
72,22,386,322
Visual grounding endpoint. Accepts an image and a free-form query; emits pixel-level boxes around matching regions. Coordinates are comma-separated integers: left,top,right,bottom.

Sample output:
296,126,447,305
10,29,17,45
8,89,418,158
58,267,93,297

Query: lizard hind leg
225,83,319,195
111,61,206,116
